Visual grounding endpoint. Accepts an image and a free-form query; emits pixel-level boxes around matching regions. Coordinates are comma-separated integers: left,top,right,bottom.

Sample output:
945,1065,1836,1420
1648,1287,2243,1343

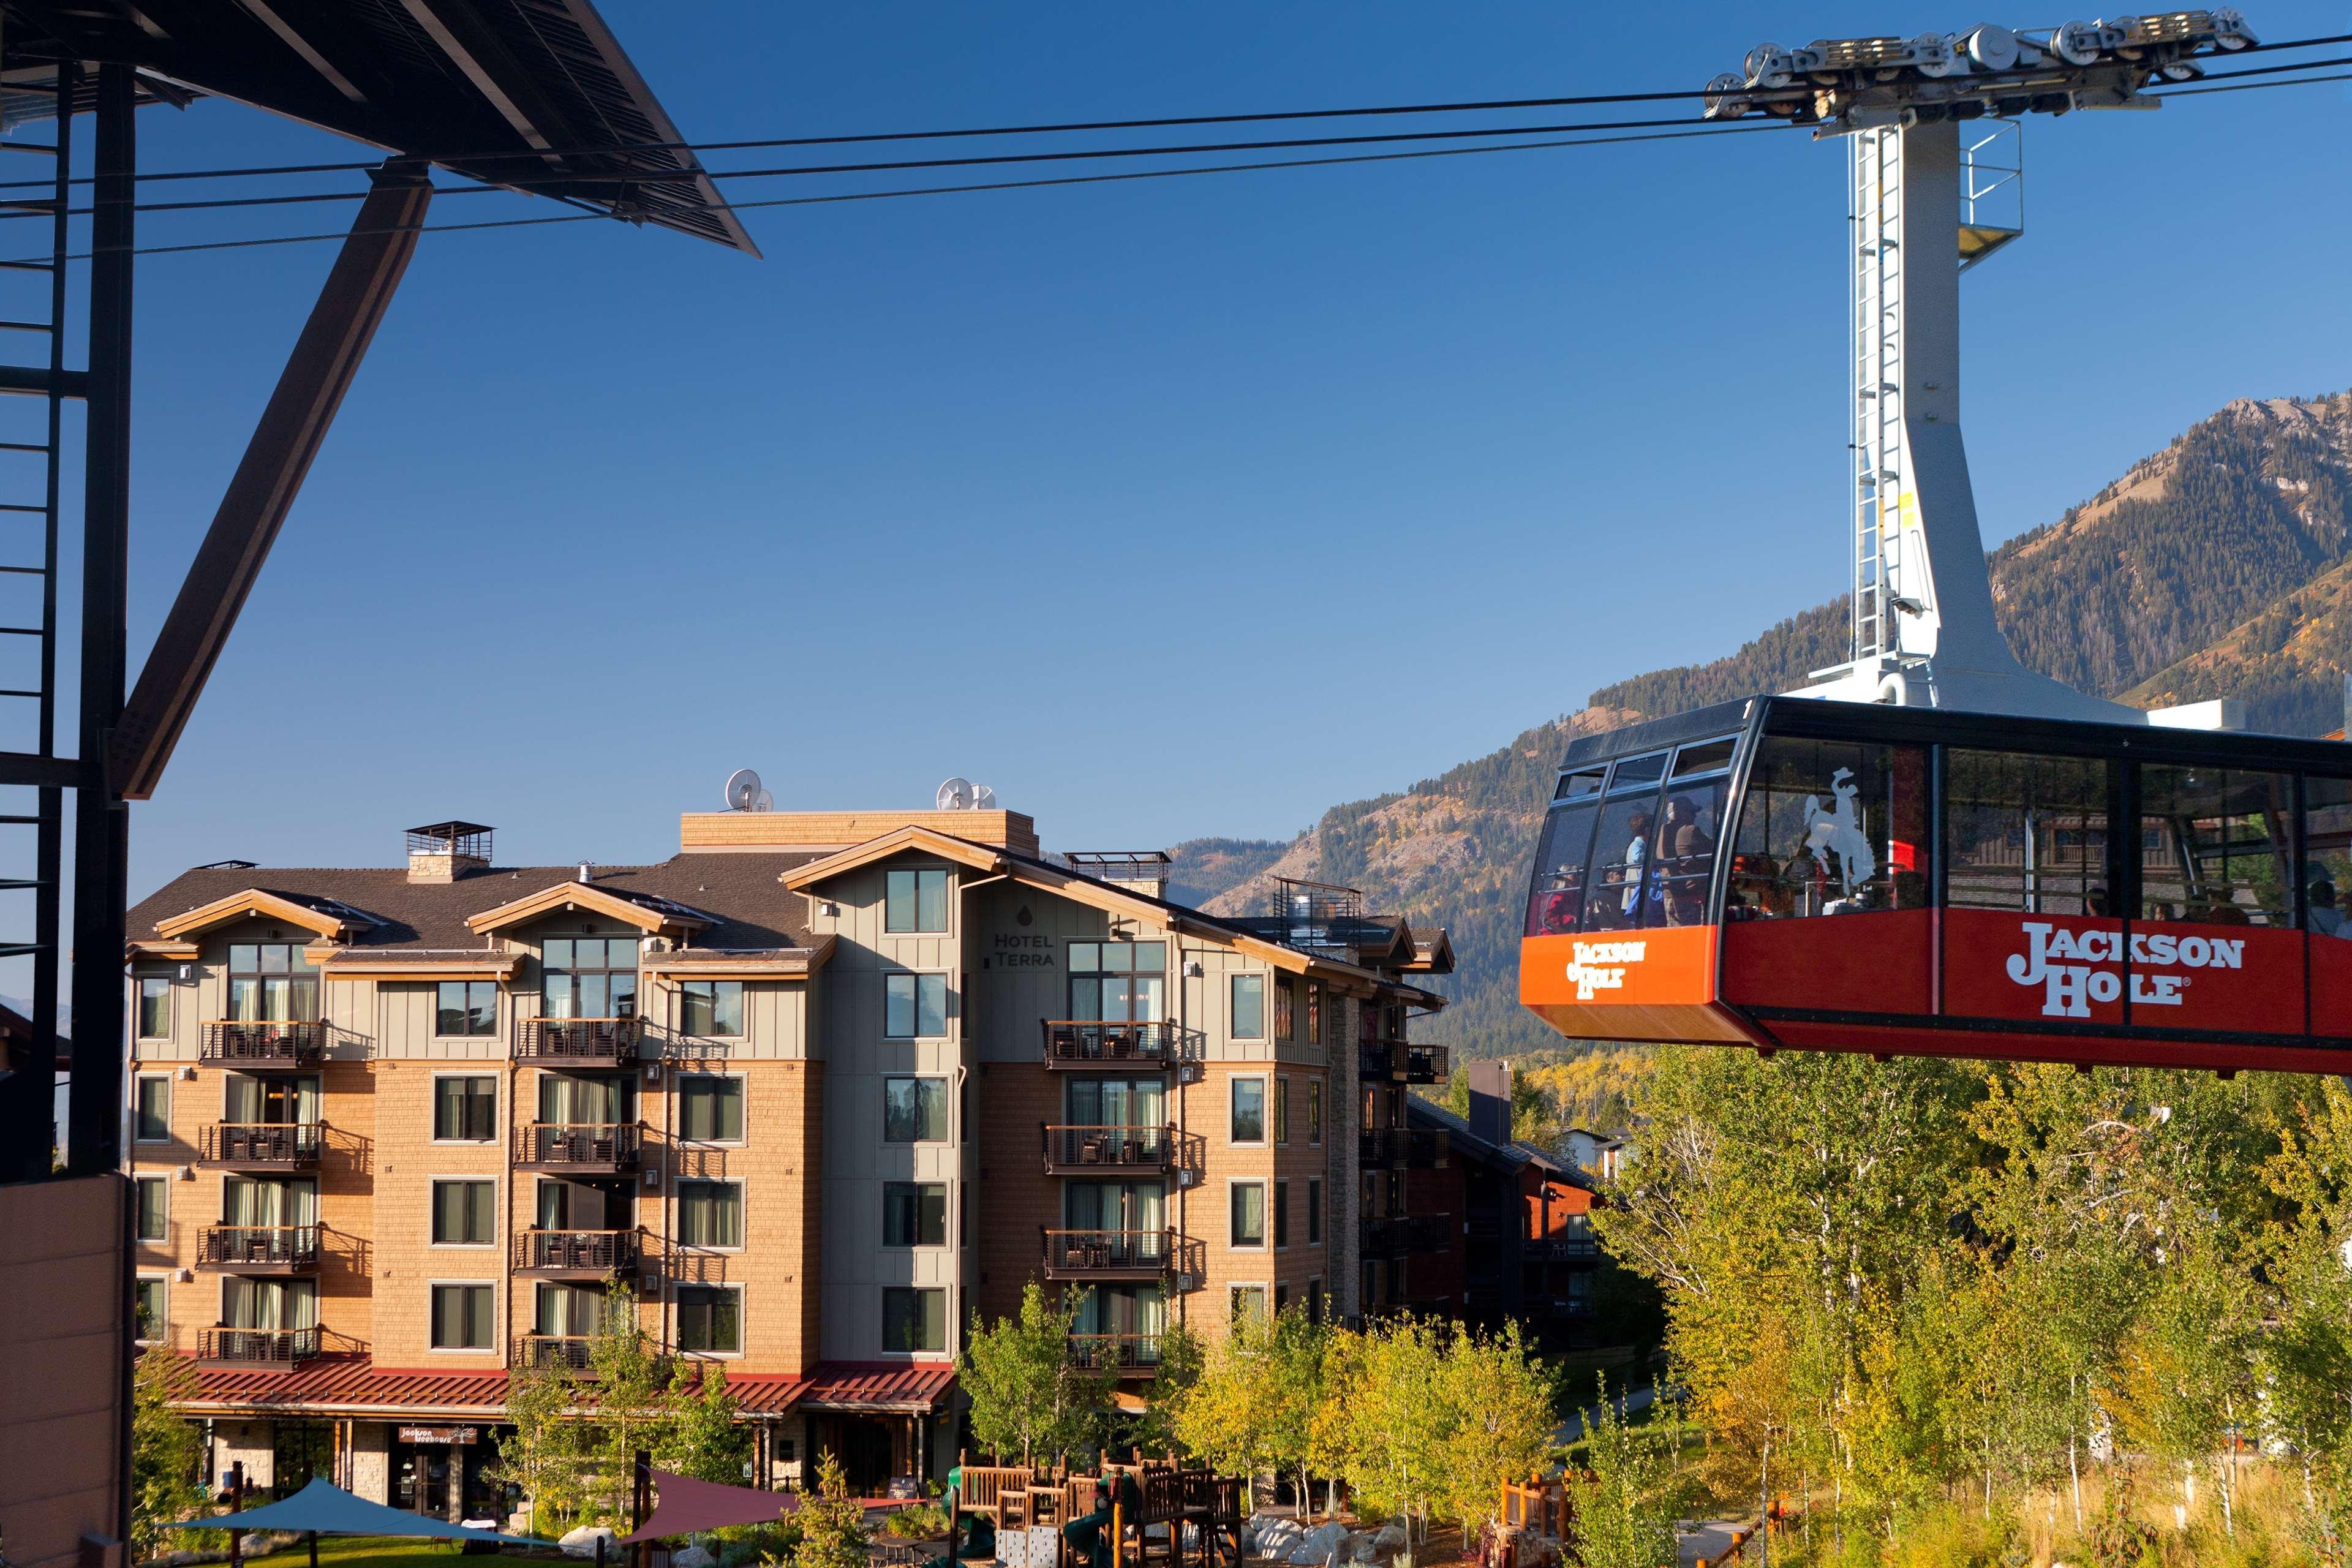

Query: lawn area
238,1537,557,1568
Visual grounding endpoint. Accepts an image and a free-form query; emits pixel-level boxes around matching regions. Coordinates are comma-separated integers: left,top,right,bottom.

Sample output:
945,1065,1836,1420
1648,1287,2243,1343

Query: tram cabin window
2307,776,2352,937
1582,750,1672,933
1945,752,2108,916
1528,769,1605,935
1728,739,1928,918
2136,764,2293,927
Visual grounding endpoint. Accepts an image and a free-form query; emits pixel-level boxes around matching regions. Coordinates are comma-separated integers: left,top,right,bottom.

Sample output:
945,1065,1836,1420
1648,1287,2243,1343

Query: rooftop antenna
1705,10,2255,723
723,768,767,812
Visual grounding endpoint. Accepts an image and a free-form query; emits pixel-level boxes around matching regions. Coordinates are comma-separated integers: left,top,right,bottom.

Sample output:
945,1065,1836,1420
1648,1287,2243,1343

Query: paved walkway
1552,1382,1659,1444
1675,1518,1752,1566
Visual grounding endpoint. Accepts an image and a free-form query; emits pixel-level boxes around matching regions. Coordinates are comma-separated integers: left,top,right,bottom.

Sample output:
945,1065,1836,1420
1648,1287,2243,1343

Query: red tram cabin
1520,696,2352,1074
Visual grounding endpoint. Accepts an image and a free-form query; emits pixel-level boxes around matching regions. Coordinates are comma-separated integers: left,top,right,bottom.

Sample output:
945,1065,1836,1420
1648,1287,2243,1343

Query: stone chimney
406,821,492,884
1467,1058,1513,1148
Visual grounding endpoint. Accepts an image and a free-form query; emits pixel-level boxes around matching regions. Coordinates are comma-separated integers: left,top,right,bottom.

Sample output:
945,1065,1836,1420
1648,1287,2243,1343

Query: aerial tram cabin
1520,696,2352,1074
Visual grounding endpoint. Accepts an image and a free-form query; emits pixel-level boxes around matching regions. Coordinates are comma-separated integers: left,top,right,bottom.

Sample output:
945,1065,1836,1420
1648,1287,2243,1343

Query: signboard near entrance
398,1426,478,1445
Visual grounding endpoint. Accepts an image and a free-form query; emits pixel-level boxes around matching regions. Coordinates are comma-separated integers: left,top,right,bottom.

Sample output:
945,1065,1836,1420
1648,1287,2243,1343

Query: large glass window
677,1285,742,1354
1946,751,2109,916
431,1180,496,1246
134,1077,169,1142
886,869,949,933
883,1287,946,1353
1063,1178,1163,1234
677,1075,744,1141
223,1276,317,1332
1528,767,1607,936
1231,1077,1266,1144
228,943,319,1022
2307,776,2352,936
535,1179,630,1231
884,1077,948,1142
884,973,948,1038
137,978,171,1039
228,1074,318,1126
2137,764,2294,927
1649,744,1735,927
1065,1076,1165,1127
1231,974,1265,1039
436,981,497,1037
679,980,744,1038
538,1074,634,1126
676,1180,744,1248
535,1281,604,1338
432,1076,496,1141
1732,737,1932,918
1070,941,1166,1022
884,1182,948,1246
223,1175,317,1228
541,937,639,1020
431,1284,494,1350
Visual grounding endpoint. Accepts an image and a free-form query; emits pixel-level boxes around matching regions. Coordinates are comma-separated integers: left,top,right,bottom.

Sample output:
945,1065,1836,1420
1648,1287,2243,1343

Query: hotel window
884,973,948,1039
134,1277,165,1342
1070,941,1166,1023
1231,1181,1266,1249
431,1180,496,1246
1273,1077,1289,1145
679,980,744,1039
541,937,639,1020
1306,1277,1323,1322
1231,1285,1268,1323
676,1180,744,1248
227,943,319,1022
1274,1180,1289,1249
1276,1283,1289,1314
677,1076,744,1142
884,1077,948,1142
886,869,949,933
137,977,171,1039
134,1076,170,1142
1308,1081,1324,1145
539,1073,633,1128
135,1176,166,1242
1231,1077,1266,1145
883,1287,946,1354
1231,974,1265,1039
1274,978,1295,1041
1307,1177,1324,1246
431,1284,494,1350
435,981,497,1038
677,1285,742,1354
433,1076,497,1142
884,1182,948,1247
1306,983,1322,1046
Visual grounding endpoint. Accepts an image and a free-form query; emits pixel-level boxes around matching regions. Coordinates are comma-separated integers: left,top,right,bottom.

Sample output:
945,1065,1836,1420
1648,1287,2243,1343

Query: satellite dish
724,769,763,812
936,777,974,811
971,784,997,810
753,790,774,813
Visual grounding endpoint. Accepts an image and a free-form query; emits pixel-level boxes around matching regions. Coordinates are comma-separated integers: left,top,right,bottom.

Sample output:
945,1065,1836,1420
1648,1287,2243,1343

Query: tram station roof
0,0,758,255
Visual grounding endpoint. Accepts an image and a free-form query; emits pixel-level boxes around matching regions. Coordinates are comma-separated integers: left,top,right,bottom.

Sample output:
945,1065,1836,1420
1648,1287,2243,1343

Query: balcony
1529,1235,1600,1263
198,1020,326,1070
513,1229,640,1278
1362,1214,1450,1256
1041,1227,1203,1283
1359,1040,1446,1085
1041,1020,1185,1070
1404,1044,1448,1084
1540,1295,1594,1319
518,1333,592,1370
198,1122,322,1170
1041,1123,1194,1177
1068,1333,1163,1376
516,1016,642,1066
514,1122,642,1174
195,1224,320,1274
196,1325,322,1366
1360,1128,1444,1167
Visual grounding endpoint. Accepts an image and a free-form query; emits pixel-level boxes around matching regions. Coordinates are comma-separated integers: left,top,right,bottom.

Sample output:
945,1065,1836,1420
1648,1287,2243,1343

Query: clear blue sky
109,1,2352,896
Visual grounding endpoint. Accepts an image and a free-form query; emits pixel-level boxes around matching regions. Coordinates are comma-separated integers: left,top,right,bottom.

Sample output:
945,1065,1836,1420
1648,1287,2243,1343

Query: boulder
559,1526,619,1559
671,1548,717,1568
1286,1522,1351,1565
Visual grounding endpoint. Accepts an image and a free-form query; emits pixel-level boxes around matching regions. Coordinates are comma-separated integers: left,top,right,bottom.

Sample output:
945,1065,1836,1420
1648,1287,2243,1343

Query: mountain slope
1164,388,2352,1056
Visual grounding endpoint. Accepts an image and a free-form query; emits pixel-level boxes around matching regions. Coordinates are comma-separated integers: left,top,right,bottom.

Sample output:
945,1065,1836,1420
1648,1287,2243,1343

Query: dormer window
543,937,638,1020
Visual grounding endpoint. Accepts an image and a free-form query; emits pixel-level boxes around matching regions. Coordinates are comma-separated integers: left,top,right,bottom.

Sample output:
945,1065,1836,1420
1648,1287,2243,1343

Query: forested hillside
1163,389,2352,1057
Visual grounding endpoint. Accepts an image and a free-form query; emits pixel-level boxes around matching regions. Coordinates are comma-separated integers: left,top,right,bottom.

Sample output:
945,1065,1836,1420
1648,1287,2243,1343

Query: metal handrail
518,1333,593,1369
198,1020,326,1066
198,1122,323,1166
1067,1332,1163,1371
1040,1019,1181,1066
515,1016,643,1062
1040,1227,1195,1276
1041,1123,1179,1171
514,1121,642,1166
197,1224,320,1268
197,1324,322,1364
513,1228,639,1273
1403,1043,1449,1083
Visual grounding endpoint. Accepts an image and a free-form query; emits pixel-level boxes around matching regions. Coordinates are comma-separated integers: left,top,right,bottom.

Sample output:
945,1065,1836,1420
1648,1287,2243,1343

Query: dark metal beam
109,162,431,802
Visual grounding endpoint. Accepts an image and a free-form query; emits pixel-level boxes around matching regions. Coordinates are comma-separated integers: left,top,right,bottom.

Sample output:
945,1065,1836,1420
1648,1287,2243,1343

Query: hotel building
123,806,1450,1515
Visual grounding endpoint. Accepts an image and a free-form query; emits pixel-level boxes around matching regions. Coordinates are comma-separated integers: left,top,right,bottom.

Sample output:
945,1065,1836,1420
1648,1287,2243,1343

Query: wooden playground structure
952,1455,1248,1568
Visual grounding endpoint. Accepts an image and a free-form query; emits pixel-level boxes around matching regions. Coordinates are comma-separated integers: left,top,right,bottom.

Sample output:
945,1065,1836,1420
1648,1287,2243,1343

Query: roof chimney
406,821,492,884
576,861,592,884
1467,1058,1513,1148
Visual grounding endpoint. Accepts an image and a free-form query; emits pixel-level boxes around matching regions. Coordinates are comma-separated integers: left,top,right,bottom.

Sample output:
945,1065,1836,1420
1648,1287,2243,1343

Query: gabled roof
780,826,1006,887
1407,1096,1588,1186
1408,928,1457,974
466,880,714,938
152,888,380,943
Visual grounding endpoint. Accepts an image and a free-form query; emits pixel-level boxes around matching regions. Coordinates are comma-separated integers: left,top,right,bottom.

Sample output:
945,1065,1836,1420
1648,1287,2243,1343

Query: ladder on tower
1851,124,1905,666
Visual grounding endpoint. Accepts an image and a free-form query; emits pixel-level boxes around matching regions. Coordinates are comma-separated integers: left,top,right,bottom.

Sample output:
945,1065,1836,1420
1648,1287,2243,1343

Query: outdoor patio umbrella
168,1476,550,1552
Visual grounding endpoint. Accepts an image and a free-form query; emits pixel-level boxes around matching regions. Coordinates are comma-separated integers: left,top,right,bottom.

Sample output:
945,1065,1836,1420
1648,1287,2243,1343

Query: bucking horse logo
1803,767,1877,898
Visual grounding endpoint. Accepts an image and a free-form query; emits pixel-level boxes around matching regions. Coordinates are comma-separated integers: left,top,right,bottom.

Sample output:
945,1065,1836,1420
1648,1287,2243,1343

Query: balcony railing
1359,1127,1408,1166
513,1229,639,1277
514,1122,642,1172
1362,1214,1450,1256
1041,1123,1188,1175
1041,1020,1183,1069
195,1224,321,1273
1529,1235,1600,1262
516,1016,642,1065
1041,1227,1202,1282
196,1325,322,1365
1404,1044,1448,1084
198,1122,323,1169
518,1334,593,1370
1406,1128,1449,1168
1068,1333,1163,1374
1540,1295,1594,1319
198,1020,326,1069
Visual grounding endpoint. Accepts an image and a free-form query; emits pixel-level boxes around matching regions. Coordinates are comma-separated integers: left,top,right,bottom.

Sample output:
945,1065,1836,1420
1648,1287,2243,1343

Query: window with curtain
1306,984,1322,1045
886,869,949,933
677,1076,744,1141
677,1285,741,1354
436,981,498,1037
884,973,948,1038
1230,1182,1265,1248
1230,1285,1268,1323
432,1077,495,1140
1071,1283,1165,1339
541,937,639,1019
884,1182,947,1246
1063,1180,1164,1234
1069,941,1166,1022
535,1281,604,1337
882,1287,945,1353
135,1177,166,1242
679,980,744,1038
431,1180,496,1246
134,1077,169,1141
227,943,320,1022
431,1284,494,1349
222,1176,317,1228
134,1277,165,1342
222,1276,317,1331
228,1074,318,1126
1063,1076,1165,1128
676,1180,744,1248
1274,979,1295,1040
1273,1077,1289,1145
538,1074,634,1126
138,977,171,1039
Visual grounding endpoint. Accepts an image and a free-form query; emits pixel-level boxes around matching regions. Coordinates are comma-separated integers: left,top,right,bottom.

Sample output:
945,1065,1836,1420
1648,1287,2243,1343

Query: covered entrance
796,1363,958,1495
390,1426,507,1523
